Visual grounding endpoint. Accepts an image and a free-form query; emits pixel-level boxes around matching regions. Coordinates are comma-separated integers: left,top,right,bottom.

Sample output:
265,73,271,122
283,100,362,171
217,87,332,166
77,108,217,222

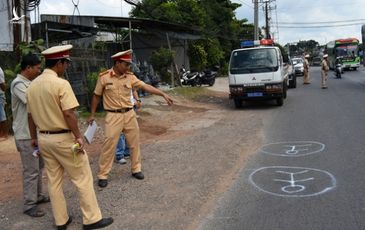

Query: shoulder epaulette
99,70,110,77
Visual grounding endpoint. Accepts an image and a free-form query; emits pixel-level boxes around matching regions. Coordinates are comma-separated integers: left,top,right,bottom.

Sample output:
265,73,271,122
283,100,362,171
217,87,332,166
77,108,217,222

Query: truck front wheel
276,97,284,106
283,83,287,99
234,98,242,108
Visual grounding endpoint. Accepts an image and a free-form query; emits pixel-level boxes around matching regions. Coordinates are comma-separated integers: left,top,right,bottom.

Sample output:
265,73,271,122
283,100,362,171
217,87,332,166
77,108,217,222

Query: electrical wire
278,18,365,25
94,0,118,8
235,0,254,10
279,0,364,12
278,22,365,28
19,0,41,12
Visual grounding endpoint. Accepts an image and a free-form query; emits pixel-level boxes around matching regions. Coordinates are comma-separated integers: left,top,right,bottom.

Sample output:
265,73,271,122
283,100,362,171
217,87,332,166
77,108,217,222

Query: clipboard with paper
84,121,97,144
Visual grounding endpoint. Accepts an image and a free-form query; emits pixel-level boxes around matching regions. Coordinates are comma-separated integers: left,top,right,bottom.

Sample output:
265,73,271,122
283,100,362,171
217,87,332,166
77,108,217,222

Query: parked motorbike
180,67,200,86
197,69,218,86
335,56,343,79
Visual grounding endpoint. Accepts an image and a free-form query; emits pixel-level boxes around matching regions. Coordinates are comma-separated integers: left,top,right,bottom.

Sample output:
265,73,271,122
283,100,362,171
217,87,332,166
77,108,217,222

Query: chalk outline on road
259,141,325,157
249,166,336,197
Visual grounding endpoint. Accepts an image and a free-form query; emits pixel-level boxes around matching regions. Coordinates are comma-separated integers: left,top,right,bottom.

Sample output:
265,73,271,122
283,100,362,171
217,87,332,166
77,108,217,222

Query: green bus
326,38,360,70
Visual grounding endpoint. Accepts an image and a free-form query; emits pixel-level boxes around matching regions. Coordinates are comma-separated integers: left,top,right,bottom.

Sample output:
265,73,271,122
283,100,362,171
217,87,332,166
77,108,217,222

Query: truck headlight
230,86,244,93
266,84,282,90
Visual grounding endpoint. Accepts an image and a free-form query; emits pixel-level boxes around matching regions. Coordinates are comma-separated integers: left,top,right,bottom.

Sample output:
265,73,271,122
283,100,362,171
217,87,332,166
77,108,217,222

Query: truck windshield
230,48,279,74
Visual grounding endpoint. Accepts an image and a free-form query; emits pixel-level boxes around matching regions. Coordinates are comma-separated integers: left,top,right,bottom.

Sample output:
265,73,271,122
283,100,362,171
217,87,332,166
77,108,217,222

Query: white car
292,58,304,76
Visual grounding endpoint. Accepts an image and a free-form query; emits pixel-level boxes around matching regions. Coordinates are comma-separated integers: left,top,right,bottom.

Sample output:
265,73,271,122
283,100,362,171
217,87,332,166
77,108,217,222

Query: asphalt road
199,66,365,230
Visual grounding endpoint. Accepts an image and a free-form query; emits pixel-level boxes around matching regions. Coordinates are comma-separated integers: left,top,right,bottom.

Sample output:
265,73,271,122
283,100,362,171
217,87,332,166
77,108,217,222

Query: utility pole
13,0,21,48
264,1,271,39
253,0,259,40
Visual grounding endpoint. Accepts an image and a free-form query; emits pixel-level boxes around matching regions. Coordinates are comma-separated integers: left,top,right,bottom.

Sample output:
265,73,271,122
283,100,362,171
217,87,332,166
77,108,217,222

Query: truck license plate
247,92,263,97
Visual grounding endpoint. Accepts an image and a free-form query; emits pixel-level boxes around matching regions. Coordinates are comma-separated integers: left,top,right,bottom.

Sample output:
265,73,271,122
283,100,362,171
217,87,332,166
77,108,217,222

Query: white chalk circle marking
249,166,336,197
259,141,325,157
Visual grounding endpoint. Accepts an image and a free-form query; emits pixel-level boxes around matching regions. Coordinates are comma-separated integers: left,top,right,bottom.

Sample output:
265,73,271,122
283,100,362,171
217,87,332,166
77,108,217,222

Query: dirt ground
0,78,264,230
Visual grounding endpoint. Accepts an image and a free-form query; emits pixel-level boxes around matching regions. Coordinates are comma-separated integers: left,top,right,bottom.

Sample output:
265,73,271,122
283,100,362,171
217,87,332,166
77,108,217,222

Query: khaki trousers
15,139,45,212
321,70,328,87
303,69,310,83
98,110,141,180
38,132,102,226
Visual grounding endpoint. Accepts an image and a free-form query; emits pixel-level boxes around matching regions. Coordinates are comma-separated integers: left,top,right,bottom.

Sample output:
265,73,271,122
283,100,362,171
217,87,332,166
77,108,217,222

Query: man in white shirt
11,53,49,217
0,66,7,138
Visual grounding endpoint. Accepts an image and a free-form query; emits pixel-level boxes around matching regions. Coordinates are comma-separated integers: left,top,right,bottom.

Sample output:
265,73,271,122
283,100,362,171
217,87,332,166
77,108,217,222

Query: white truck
228,40,288,108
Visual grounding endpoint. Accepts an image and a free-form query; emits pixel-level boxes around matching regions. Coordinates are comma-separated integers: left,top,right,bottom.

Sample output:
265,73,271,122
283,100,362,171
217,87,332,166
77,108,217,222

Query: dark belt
105,108,133,113
39,130,71,134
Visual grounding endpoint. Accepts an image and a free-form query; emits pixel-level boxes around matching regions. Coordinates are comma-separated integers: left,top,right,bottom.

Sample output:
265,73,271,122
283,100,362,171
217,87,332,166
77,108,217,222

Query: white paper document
84,121,97,144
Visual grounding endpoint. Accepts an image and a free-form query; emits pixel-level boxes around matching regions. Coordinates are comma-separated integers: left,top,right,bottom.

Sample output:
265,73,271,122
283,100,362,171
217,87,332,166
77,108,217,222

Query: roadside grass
168,86,210,100
77,107,105,119
77,107,151,118
77,86,210,119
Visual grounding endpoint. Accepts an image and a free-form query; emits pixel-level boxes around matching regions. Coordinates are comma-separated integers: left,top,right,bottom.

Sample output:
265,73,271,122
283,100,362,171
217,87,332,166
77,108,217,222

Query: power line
280,0,364,12
94,0,118,8
235,0,254,9
278,18,365,25
278,22,365,28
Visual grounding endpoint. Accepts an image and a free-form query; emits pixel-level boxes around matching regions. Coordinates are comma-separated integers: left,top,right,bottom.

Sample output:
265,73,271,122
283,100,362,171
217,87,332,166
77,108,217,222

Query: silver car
292,58,304,76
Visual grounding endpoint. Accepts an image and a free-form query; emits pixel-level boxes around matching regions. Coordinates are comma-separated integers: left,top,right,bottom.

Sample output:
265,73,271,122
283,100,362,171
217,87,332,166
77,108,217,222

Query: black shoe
57,216,72,230
24,206,45,217
132,172,144,180
83,217,113,230
98,179,108,188
37,195,50,204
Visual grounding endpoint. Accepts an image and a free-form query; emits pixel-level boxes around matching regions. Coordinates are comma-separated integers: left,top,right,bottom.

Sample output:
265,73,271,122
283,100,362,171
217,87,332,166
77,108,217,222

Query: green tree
191,38,223,69
275,43,289,62
188,43,207,71
150,47,174,83
286,40,320,57
198,0,243,54
131,0,205,27
131,0,248,71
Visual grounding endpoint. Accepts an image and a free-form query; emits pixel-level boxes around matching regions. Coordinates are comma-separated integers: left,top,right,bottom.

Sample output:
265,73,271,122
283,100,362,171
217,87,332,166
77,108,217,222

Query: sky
32,0,365,46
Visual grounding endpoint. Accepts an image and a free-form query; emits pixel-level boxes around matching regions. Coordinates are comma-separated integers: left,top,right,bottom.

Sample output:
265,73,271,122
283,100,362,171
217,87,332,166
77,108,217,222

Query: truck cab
228,40,288,108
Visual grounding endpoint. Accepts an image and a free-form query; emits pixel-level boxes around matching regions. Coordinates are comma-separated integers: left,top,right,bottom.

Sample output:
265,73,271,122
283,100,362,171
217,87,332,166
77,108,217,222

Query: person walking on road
303,54,310,84
321,54,330,89
11,53,50,217
27,45,113,230
88,49,173,188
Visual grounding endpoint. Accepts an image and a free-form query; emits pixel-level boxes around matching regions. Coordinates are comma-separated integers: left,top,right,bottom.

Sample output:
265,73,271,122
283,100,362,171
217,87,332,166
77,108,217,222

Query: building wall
0,0,13,51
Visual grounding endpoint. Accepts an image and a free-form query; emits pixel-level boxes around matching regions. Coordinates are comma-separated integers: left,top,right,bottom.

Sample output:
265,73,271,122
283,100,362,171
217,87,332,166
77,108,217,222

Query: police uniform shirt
11,74,32,139
304,59,309,69
321,60,329,71
27,69,79,131
94,69,145,110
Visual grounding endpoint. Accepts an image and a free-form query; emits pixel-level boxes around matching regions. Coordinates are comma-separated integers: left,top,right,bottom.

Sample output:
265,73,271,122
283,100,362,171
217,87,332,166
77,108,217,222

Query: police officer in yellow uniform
88,49,173,188
321,54,330,89
303,54,310,84
27,45,113,230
